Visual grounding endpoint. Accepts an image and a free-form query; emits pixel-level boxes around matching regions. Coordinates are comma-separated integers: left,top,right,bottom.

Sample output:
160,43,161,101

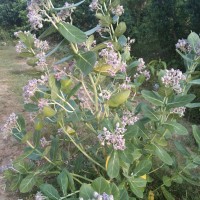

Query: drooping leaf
161,186,175,200
39,25,57,39
154,145,173,165
120,189,129,200
57,169,68,196
57,22,86,44
186,103,200,108
107,151,120,178
76,51,97,75
174,141,190,156
40,184,60,200
19,174,36,193
192,125,200,149
110,183,120,199
79,184,95,199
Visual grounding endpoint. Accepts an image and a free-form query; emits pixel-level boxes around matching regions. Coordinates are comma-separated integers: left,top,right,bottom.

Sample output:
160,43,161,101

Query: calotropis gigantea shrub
1,0,200,199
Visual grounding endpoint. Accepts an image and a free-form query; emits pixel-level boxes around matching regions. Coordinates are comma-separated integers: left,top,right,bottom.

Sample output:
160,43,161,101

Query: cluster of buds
161,68,186,93
53,65,68,81
93,191,114,200
27,0,44,30
0,113,18,139
122,110,139,126
175,39,191,53
58,2,75,21
170,107,186,117
38,98,49,110
125,37,135,52
98,42,127,76
99,90,111,100
23,75,48,103
35,191,47,200
111,5,124,16
89,0,99,11
120,76,132,90
98,123,126,151
134,58,150,81
40,137,50,148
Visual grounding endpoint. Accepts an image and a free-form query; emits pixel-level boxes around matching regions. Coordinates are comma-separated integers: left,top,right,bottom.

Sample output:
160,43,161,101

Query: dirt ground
0,46,35,199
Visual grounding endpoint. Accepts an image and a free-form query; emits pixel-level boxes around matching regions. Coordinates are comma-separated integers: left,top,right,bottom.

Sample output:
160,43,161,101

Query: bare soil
0,46,35,199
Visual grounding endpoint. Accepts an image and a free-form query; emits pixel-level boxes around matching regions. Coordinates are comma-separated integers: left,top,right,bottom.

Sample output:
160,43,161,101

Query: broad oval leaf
40,184,60,200
107,151,120,178
79,184,95,199
115,22,127,37
91,177,110,194
19,174,36,193
163,122,188,135
132,159,152,177
120,189,129,200
141,105,160,121
57,22,86,44
189,79,200,85
192,125,200,149
154,145,173,165
141,90,164,106
76,51,97,75
57,169,68,196
161,186,175,200
167,94,196,109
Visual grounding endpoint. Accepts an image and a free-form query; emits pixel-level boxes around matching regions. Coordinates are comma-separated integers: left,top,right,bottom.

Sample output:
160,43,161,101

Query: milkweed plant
1,0,200,199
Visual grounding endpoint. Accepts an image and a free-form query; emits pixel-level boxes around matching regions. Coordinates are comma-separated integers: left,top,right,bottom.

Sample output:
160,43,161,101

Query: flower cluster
122,110,139,126
98,123,126,150
0,113,18,139
34,38,49,51
134,58,150,81
93,191,114,200
35,191,47,200
23,76,48,103
58,2,75,21
111,5,124,16
99,90,111,100
125,37,135,51
53,65,68,81
175,39,191,53
170,107,186,117
27,0,43,29
15,41,26,53
120,76,132,90
161,68,186,93
40,137,50,148
89,0,99,11
38,98,49,110
98,42,126,76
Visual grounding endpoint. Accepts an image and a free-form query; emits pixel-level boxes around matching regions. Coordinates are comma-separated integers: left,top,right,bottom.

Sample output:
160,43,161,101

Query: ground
0,46,39,199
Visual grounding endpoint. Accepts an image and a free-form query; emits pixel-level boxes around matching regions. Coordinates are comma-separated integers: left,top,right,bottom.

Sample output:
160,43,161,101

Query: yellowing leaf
108,90,131,107
105,156,110,170
66,126,76,135
148,190,154,200
43,106,57,117
140,174,147,180
94,64,119,76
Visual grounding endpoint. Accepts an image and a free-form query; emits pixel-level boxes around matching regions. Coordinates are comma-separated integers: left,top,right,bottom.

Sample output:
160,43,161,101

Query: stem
71,173,93,182
60,123,105,171
89,74,99,112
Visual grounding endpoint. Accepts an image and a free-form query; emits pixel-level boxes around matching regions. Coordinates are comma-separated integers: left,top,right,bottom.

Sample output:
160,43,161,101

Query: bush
1,0,200,199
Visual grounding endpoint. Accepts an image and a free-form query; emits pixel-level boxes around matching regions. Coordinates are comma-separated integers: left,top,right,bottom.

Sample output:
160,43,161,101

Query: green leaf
19,174,36,193
163,176,172,187
128,177,147,187
91,177,110,194
163,122,188,135
49,74,59,100
189,79,200,85
9,174,23,191
57,169,68,196
128,178,146,198
141,90,164,106
119,148,133,164
110,183,120,199
24,103,39,112
85,25,101,36
192,125,200,149
114,22,127,37
187,32,200,51
13,160,34,174
76,51,97,75
57,22,86,44
186,103,200,108
107,151,120,178
40,184,60,200
54,55,73,65
46,39,66,57
50,137,59,161
154,145,173,165
120,189,129,200
167,94,195,108
79,184,95,199
39,25,57,39
174,141,190,156
19,52,34,58
132,159,152,177
141,105,160,121
161,186,175,200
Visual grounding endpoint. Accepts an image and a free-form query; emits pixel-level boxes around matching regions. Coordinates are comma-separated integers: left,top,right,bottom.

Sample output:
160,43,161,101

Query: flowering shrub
1,0,200,199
